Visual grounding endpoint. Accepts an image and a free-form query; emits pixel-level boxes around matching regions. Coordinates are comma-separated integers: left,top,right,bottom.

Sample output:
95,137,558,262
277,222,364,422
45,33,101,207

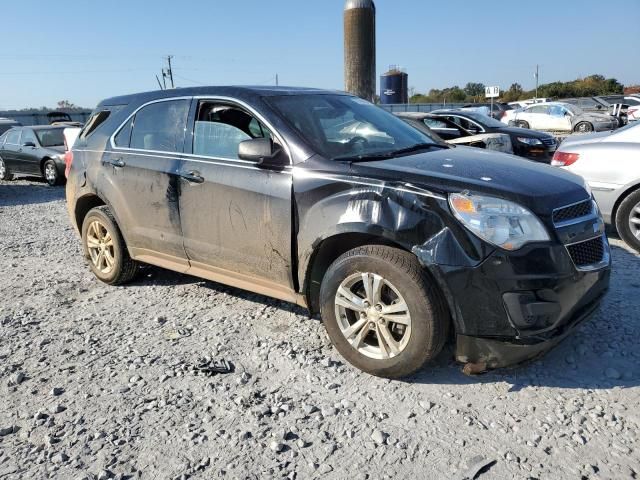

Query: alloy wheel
630,201,640,240
0,158,5,179
334,272,412,360
86,220,116,275
45,162,57,183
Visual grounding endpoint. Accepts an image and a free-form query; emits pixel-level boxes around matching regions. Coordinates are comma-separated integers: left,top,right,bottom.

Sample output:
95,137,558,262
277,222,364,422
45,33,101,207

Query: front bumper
455,283,606,368
513,143,556,163
417,229,611,369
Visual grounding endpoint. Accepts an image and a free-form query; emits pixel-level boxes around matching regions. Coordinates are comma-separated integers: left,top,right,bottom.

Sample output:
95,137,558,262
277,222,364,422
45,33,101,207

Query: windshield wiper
391,143,447,155
334,143,445,163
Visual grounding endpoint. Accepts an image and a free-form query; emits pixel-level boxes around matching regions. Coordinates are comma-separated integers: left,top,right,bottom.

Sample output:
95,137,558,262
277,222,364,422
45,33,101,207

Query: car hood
560,130,612,147
580,112,615,122
351,146,589,215
489,126,553,139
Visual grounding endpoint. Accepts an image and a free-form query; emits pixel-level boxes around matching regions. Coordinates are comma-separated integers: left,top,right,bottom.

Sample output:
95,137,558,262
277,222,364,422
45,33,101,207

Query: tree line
409,74,626,104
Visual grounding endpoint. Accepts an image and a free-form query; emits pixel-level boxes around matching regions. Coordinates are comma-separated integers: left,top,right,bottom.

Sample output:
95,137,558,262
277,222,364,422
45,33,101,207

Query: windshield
35,128,65,147
267,94,439,160
562,104,583,115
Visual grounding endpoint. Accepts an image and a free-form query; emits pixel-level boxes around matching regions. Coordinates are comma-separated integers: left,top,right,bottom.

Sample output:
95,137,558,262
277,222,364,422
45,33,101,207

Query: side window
5,129,21,145
21,129,38,146
424,118,451,129
129,100,190,153
80,110,111,139
193,103,272,159
114,117,133,148
528,105,548,114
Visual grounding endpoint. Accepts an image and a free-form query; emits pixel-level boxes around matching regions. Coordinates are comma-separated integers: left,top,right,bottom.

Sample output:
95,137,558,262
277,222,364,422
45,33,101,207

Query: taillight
64,151,74,178
551,151,579,167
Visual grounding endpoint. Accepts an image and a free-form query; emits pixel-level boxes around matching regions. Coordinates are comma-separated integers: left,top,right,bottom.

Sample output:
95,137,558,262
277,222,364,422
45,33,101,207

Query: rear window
35,128,65,147
79,110,111,139
5,129,21,145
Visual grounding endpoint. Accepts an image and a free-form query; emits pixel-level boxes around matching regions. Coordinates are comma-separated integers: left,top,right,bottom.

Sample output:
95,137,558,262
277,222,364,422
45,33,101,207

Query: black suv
66,87,611,378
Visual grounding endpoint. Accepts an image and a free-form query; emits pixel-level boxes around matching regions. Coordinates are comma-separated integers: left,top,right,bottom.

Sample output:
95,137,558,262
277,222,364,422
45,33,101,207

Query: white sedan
510,102,618,133
551,122,640,252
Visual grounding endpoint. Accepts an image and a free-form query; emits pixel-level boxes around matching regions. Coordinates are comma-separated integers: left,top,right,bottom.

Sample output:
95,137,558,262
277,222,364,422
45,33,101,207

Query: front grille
567,237,605,267
553,200,593,224
541,137,556,147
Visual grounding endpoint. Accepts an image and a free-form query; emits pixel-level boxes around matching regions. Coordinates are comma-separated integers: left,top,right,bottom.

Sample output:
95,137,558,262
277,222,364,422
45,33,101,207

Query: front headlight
449,192,550,250
517,137,543,146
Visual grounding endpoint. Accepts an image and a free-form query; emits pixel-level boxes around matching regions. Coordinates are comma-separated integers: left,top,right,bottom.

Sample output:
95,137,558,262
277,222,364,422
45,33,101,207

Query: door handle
179,170,204,184
104,158,126,168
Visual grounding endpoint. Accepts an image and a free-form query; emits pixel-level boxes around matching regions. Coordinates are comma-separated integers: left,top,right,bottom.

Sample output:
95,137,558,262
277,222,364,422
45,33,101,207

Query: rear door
0,129,22,171
102,98,192,269
177,98,295,301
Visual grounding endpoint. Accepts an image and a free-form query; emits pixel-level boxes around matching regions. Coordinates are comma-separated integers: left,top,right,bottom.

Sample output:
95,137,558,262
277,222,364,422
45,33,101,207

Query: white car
551,122,640,251
623,96,640,122
510,102,619,133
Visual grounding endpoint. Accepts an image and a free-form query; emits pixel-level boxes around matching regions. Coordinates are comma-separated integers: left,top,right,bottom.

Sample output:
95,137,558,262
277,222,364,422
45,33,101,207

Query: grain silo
344,0,376,102
380,66,408,104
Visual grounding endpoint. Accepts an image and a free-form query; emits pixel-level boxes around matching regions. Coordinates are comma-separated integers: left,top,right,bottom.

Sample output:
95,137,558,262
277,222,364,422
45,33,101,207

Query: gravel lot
1,179,639,480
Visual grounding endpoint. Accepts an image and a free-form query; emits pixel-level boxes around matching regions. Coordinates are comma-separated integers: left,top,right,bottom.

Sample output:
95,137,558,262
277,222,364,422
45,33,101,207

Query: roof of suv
99,86,345,107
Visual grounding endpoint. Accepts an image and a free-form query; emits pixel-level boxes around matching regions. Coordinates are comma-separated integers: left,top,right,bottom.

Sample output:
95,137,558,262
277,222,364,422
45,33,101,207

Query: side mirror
596,105,602,109
23,141,36,148
238,138,285,168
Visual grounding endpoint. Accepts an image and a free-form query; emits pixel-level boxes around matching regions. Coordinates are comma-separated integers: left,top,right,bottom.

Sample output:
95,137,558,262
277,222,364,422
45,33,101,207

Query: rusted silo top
344,0,375,10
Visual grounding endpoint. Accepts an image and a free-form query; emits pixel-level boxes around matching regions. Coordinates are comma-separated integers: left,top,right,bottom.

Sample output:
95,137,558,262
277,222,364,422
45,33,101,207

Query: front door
178,99,295,302
15,128,41,174
101,98,192,269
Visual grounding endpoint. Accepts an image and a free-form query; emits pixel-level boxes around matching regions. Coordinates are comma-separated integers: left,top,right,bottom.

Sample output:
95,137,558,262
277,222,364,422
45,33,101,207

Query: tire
516,120,530,129
615,188,640,253
574,122,594,133
319,245,448,378
0,156,14,181
43,159,62,186
81,206,139,285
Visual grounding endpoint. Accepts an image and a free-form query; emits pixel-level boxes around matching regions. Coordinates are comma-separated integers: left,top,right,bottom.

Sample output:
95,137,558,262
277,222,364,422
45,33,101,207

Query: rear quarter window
128,100,190,153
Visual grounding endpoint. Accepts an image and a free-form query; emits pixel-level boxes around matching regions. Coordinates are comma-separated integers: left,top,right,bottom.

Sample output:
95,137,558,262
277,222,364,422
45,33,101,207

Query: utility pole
535,64,539,100
166,55,175,89
156,75,164,90
276,74,279,86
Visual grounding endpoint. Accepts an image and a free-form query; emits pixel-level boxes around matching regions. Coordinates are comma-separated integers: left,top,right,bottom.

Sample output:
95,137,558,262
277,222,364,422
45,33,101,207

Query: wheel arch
39,156,53,175
304,232,408,315
74,193,107,233
612,182,640,229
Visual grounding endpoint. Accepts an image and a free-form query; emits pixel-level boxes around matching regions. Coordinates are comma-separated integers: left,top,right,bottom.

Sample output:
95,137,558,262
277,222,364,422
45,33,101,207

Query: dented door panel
178,157,294,293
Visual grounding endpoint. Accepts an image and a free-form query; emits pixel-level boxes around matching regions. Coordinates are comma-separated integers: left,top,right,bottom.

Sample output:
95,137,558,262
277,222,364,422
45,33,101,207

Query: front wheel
574,122,594,133
615,189,640,253
43,159,62,186
0,156,14,181
319,245,448,378
82,206,139,285
516,120,530,129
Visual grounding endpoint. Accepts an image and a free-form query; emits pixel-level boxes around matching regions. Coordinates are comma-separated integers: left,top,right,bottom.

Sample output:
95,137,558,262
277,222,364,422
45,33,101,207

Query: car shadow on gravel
0,182,65,207
406,244,640,391
137,266,308,316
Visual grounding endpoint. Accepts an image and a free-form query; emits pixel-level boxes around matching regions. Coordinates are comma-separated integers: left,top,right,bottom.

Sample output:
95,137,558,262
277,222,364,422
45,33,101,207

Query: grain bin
380,67,408,104
344,0,376,102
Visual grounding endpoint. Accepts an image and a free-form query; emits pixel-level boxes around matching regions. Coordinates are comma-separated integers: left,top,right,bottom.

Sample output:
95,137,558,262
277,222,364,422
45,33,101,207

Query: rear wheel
43,159,62,186
319,245,448,378
574,122,594,133
82,206,139,285
615,189,640,252
516,120,530,129
0,156,13,181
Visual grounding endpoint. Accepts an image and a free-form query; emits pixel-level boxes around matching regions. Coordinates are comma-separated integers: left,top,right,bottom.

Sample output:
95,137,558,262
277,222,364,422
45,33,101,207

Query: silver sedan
552,123,640,251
